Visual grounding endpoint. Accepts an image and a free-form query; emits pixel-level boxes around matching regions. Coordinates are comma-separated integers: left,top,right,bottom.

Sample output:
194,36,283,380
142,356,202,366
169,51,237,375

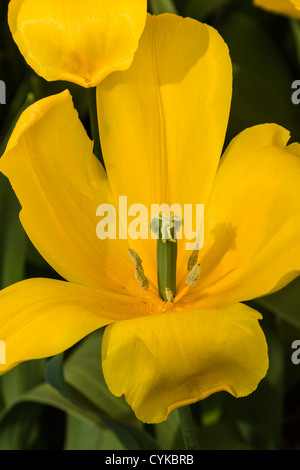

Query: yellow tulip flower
254,0,300,18
8,0,147,87
1,14,300,424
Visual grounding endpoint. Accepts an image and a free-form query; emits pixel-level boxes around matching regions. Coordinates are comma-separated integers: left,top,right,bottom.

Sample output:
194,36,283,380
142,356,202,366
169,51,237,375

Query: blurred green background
0,0,300,450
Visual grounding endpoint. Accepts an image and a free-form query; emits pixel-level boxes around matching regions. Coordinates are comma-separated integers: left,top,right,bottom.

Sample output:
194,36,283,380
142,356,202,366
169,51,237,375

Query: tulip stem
178,405,200,450
88,86,104,166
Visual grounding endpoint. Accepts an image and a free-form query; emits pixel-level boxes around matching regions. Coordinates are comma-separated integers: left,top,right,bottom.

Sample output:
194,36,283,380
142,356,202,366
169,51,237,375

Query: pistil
150,214,180,303
157,231,177,301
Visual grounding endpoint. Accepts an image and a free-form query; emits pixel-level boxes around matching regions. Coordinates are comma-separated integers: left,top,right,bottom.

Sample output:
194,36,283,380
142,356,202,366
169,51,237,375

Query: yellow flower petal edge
0,278,149,374
0,90,140,294
8,0,147,87
97,13,232,282
102,303,268,424
254,0,300,18
179,124,300,309
292,0,300,9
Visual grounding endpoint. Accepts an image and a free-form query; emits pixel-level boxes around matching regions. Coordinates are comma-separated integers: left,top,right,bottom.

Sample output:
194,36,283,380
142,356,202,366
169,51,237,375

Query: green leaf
63,331,136,424
0,359,46,408
155,410,183,450
222,310,285,450
0,89,35,157
0,88,35,290
0,401,44,450
218,12,290,87
198,422,252,450
216,11,299,143
0,359,47,449
0,379,161,450
290,19,300,63
44,353,77,406
183,0,231,21
64,414,126,450
0,180,27,289
42,335,161,449
253,277,300,330
149,0,178,15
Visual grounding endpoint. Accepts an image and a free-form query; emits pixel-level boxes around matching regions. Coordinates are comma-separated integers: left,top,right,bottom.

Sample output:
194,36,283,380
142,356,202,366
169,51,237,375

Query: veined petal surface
180,124,300,309
0,90,138,294
102,302,268,423
0,278,153,374
97,13,232,283
8,0,147,86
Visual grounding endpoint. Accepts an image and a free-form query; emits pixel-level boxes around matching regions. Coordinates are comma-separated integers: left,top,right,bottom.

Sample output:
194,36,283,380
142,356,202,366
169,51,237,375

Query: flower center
128,214,201,303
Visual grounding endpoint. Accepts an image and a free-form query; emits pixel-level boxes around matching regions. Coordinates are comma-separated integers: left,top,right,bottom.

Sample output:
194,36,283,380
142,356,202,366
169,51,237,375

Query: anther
186,264,201,287
128,249,149,291
135,265,149,291
128,248,143,268
165,288,174,303
187,250,199,271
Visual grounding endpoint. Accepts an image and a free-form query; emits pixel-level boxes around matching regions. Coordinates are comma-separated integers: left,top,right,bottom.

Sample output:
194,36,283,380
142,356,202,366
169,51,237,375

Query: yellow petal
102,303,268,423
180,124,300,309
254,0,300,18
8,0,147,87
97,13,232,283
0,278,149,374
0,90,136,294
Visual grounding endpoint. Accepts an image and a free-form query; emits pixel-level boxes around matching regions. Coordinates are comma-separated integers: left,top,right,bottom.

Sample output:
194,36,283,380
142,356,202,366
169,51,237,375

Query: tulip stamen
128,249,149,291
135,266,150,291
165,287,174,303
187,250,199,271
128,248,143,268
186,264,201,287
